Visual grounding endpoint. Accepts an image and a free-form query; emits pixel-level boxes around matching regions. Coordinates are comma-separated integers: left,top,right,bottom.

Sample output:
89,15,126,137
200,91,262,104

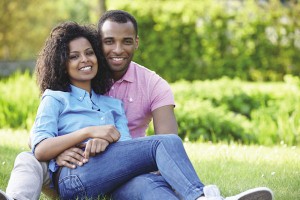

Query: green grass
1,130,299,199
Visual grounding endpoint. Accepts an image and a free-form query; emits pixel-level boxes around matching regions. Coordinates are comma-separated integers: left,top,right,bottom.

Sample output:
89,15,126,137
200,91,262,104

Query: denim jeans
111,173,182,200
58,134,204,200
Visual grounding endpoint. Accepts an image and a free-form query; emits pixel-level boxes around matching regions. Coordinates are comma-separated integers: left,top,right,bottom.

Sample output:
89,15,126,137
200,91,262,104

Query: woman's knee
159,134,183,145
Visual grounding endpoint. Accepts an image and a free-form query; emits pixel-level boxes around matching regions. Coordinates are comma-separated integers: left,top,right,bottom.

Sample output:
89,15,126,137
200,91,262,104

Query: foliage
107,0,300,82
1,0,299,81
170,76,300,145
1,72,299,146
0,0,101,60
0,71,39,129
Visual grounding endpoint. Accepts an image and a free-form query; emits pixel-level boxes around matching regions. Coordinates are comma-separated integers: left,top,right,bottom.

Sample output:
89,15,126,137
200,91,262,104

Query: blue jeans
111,173,181,200
58,134,204,200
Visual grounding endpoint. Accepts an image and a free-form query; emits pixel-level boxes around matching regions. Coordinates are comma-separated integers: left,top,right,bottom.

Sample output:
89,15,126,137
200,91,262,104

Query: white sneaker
203,185,224,200
225,187,274,200
0,190,13,200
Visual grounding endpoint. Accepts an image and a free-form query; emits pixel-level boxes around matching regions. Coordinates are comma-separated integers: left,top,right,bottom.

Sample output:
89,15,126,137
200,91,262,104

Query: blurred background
1,0,299,81
1,0,300,145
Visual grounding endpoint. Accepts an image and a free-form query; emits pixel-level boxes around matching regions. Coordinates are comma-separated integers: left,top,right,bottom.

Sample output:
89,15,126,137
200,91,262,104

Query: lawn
0,129,299,199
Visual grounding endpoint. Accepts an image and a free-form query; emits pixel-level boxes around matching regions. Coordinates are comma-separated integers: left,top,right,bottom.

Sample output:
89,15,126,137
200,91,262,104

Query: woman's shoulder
42,89,70,102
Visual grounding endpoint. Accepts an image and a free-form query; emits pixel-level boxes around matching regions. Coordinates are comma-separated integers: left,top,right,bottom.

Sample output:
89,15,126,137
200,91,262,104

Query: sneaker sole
238,190,273,200
0,191,9,200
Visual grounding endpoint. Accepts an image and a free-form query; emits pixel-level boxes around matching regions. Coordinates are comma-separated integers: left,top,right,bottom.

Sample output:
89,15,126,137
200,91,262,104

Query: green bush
0,71,39,129
1,73,299,146
171,76,300,145
108,0,300,82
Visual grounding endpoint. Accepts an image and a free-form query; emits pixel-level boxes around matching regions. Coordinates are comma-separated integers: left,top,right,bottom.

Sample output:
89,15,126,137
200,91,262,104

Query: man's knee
15,152,45,170
14,152,49,182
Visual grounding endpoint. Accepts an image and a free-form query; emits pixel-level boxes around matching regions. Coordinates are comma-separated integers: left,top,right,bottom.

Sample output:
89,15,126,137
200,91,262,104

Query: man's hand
56,147,86,169
84,138,109,160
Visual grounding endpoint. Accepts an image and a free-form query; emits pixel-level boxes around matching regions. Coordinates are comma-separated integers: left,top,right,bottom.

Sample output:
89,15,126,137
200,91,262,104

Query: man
1,10,273,200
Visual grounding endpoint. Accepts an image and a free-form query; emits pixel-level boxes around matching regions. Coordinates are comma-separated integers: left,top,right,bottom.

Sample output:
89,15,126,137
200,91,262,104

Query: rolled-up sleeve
31,95,61,153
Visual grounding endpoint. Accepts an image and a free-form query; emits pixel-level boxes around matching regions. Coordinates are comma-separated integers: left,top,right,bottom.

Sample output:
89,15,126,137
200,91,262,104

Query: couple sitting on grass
0,10,273,200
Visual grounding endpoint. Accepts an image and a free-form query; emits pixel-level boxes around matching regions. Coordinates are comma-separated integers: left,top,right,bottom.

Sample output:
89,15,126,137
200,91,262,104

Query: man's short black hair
98,10,138,36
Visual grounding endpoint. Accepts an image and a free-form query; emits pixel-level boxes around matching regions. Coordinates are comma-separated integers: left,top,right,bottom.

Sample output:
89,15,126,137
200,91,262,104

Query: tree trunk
99,0,107,16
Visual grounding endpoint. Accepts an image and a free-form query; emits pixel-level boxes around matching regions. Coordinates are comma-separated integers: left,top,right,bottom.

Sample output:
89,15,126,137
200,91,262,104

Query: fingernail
72,165,76,169
78,162,83,166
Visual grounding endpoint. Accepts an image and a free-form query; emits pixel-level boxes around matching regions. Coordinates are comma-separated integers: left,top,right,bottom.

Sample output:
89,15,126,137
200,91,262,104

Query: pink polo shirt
106,61,175,138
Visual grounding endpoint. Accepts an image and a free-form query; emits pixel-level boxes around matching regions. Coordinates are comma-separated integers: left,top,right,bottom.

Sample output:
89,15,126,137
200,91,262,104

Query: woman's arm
34,126,89,161
31,94,120,162
35,125,120,161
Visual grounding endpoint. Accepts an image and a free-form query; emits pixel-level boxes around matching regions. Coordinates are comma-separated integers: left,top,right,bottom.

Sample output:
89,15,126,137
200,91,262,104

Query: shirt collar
70,85,88,102
115,62,135,83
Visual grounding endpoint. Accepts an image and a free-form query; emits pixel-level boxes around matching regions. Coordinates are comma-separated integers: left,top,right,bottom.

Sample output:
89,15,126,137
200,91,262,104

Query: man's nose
113,43,124,54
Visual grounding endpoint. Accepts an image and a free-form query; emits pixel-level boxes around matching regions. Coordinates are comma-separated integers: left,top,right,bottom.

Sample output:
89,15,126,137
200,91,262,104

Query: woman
31,21,273,200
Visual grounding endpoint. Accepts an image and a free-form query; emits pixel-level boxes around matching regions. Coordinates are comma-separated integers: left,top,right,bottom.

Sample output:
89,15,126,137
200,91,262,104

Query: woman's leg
58,134,204,200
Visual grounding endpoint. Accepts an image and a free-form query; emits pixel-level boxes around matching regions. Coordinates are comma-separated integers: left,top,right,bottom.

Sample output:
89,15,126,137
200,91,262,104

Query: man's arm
152,105,178,135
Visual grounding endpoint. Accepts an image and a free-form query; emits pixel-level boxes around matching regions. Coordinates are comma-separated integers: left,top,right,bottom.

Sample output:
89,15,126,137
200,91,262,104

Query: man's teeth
112,58,123,61
80,66,92,71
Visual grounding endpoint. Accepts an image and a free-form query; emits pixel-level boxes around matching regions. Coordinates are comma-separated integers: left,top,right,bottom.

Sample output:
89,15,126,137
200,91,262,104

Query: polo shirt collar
116,62,134,83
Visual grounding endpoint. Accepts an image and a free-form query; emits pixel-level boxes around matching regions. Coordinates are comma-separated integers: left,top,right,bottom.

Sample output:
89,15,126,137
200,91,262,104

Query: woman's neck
72,82,91,94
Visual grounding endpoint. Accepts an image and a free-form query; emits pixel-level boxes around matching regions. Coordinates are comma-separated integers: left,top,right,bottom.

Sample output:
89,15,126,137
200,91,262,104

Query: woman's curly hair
35,21,112,95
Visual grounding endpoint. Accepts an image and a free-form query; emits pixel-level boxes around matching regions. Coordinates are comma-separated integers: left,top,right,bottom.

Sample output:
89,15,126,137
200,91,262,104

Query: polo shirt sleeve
114,100,132,141
31,95,61,154
149,73,175,112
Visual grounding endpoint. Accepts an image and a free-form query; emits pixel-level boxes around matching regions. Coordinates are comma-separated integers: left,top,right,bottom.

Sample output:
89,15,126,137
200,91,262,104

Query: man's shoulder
131,62,156,75
130,62,167,83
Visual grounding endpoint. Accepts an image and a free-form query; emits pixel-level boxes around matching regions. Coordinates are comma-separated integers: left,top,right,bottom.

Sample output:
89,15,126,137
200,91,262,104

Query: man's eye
125,40,133,44
104,40,113,44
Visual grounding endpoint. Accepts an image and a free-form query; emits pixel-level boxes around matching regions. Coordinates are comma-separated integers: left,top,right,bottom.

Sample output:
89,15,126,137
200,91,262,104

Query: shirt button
79,97,83,100
129,97,133,102
111,87,114,90
100,117,104,120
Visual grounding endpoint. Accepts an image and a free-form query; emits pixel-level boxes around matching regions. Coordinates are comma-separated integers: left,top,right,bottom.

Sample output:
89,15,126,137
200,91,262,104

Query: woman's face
67,37,98,89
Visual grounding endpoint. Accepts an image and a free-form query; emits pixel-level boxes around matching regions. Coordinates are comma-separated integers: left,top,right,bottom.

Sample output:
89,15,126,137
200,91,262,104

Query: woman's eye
86,51,95,55
69,55,78,60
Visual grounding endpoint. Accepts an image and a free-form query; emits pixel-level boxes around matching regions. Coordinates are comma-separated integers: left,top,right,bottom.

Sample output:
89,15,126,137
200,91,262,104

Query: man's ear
135,36,139,50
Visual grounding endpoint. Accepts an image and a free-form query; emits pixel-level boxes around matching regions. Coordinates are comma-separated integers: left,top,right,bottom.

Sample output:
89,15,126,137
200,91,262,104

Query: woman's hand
87,125,120,143
84,138,109,160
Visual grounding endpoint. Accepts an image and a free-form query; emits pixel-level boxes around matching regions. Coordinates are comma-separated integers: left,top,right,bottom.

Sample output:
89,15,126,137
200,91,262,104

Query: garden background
0,0,299,199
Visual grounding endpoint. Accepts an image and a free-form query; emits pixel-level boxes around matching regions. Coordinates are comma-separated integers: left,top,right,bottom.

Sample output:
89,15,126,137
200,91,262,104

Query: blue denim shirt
31,85,132,184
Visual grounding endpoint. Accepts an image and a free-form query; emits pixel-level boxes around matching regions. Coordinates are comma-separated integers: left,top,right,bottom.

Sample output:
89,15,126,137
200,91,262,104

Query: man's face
101,20,139,81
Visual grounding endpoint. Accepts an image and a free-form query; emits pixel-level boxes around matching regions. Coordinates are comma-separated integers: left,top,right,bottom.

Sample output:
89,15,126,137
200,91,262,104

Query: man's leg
111,173,180,200
58,135,204,199
6,152,57,200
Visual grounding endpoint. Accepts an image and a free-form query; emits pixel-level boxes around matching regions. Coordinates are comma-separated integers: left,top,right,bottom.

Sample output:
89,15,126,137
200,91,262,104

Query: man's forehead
101,21,136,36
